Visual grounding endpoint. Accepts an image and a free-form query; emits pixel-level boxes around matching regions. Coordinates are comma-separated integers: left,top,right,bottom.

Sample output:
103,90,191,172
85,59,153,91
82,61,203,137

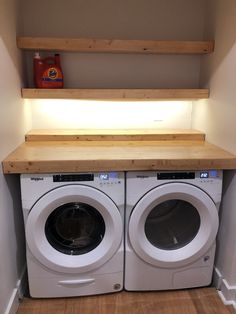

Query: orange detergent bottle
33,52,64,88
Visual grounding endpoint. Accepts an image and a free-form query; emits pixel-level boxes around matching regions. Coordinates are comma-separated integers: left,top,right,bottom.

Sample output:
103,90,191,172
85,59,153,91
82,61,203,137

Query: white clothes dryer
125,170,222,291
21,172,124,298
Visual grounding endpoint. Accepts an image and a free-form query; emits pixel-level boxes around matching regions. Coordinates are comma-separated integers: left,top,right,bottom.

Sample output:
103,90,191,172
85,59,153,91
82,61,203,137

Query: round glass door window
145,199,200,250
45,202,105,255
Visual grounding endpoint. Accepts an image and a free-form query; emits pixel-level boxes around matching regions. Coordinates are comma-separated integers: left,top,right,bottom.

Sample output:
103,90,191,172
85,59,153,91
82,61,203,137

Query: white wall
192,0,236,154
20,0,206,130
0,0,31,313
192,0,236,303
29,99,193,130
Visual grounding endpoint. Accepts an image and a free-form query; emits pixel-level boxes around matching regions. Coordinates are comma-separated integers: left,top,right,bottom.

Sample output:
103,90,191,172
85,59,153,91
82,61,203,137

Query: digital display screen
99,173,109,180
200,172,209,178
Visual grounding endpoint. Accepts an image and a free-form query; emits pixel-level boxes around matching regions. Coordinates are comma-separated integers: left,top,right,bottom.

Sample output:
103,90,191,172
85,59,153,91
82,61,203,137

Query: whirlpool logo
30,177,44,181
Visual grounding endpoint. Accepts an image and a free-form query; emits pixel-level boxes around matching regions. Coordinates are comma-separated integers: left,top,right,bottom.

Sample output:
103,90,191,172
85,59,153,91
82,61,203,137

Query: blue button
209,170,217,178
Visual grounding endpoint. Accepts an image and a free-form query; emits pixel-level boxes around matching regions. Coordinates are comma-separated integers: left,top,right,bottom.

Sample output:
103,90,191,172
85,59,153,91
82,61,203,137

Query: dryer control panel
157,170,220,181
157,172,195,180
127,170,223,206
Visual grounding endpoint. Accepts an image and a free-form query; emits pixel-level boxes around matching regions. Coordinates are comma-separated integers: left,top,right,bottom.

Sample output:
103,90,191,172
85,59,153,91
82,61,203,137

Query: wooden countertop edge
2,139,236,173
3,158,236,174
25,129,206,142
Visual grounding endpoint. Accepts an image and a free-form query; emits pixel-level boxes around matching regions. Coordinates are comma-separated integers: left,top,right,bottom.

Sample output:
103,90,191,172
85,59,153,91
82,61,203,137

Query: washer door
128,183,219,268
26,185,123,274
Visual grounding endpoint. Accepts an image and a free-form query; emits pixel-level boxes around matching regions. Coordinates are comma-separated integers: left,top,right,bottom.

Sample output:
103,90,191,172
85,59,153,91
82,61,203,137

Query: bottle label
48,67,58,79
42,67,63,82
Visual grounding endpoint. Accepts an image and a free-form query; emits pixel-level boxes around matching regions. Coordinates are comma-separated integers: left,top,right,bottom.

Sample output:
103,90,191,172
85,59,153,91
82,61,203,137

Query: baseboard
4,266,27,314
213,267,223,289
213,267,236,310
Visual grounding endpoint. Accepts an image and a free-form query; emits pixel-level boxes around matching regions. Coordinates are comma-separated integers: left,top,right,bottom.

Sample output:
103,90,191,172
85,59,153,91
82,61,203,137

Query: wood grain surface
25,129,205,142
21,88,210,100
17,37,214,54
17,288,235,314
3,140,236,173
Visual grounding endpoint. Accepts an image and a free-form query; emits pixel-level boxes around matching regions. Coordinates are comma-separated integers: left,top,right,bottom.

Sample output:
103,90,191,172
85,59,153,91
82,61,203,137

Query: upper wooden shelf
17,37,214,54
21,88,209,100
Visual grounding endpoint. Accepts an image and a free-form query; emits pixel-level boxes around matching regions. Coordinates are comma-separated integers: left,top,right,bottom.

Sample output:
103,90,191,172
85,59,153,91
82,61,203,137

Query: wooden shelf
3,140,236,174
21,88,209,100
19,37,213,101
25,129,205,142
17,37,214,54
3,130,236,174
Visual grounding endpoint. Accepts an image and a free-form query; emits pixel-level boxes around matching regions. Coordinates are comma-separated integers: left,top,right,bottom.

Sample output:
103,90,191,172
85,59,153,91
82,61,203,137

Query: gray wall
20,0,206,89
21,0,206,39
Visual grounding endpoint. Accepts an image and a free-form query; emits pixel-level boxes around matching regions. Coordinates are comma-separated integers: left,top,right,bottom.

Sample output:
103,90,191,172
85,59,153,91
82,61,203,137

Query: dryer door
26,185,123,274
128,183,219,268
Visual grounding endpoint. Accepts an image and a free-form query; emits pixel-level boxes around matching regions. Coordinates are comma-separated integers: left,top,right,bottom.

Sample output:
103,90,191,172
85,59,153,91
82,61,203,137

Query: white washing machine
20,172,124,298
125,170,222,291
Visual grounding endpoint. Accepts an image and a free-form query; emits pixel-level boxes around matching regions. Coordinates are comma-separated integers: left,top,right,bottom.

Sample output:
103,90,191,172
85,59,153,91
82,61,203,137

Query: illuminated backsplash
27,99,193,129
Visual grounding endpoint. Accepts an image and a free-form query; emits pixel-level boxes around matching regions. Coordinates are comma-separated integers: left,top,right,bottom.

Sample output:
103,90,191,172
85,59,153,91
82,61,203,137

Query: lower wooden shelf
25,129,205,142
21,88,209,100
3,129,236,174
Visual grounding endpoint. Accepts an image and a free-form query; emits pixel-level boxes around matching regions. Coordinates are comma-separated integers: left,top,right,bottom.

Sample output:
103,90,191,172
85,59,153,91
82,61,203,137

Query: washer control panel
21,172,124,206
53,173,94,182
199,170,219,182
51,172,122,186
98,172,122,186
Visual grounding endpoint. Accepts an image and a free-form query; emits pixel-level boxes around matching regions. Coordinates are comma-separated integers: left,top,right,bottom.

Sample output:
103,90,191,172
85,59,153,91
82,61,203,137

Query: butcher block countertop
2,129,236,174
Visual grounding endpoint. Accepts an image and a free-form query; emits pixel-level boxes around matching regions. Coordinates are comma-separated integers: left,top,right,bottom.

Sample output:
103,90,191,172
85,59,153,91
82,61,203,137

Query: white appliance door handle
58,278,95,287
